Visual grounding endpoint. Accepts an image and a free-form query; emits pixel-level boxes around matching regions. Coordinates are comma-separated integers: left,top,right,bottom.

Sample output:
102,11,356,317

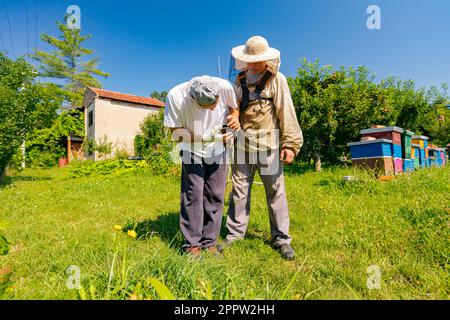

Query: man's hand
280,148,295,165
227,115,240,130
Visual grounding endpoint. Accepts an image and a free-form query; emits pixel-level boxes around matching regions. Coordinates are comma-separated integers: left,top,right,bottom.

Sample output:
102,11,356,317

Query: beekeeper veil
228,35,281,84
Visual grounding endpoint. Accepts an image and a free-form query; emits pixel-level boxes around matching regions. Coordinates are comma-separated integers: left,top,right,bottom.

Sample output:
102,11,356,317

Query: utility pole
218,56,222,78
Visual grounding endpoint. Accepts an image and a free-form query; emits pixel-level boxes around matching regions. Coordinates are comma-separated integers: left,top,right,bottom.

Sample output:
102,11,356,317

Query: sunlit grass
0,163,449,300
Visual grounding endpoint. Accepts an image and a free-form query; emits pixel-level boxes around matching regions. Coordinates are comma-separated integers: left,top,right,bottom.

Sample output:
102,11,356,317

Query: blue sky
1,0,449,97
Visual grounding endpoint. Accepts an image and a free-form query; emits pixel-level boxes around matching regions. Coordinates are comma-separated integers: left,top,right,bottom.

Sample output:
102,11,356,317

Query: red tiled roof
88,87,165,108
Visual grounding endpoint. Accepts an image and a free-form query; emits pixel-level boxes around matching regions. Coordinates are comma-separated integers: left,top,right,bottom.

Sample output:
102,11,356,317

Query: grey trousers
180,150,228,250
226,149,292,247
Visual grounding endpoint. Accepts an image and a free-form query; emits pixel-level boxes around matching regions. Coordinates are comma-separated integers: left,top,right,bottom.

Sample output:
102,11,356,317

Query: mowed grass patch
0,164,449,300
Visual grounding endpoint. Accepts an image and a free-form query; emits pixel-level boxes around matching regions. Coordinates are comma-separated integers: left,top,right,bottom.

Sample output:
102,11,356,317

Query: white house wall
92,98,160,161
85,101,96,161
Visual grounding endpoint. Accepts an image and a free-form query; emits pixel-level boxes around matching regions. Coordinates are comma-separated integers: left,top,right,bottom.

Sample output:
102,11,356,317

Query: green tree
426,99,450,147
0,53,37,182
150,90,168,103
27,19,109,167
289,59,446,171
18,109,85,167
32,20,109,109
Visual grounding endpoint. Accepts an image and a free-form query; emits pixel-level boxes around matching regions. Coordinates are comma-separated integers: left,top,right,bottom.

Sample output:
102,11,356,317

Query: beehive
361,126,403,145
391,144,402,158
412,143,420,169
419,149,427,168
414,157,420,169
394,158,403,174
428,148,439,167
351,157,394,176
403,159,414,173
401,130,414,159
411,135,429,149
348,139,393,159
436,150,444,167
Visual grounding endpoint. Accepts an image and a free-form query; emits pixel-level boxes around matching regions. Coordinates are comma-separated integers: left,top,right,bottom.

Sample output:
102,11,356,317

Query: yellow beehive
412,139,424,149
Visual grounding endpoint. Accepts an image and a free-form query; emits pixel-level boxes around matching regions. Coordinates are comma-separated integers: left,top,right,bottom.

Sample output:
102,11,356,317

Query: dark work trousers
180,150,228,250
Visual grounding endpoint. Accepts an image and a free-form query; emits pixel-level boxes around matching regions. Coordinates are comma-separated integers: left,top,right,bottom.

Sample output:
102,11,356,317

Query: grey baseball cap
189,76,220,106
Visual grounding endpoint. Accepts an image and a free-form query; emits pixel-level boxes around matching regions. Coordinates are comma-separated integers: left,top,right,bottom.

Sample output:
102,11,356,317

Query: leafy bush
133,110,179,176
114,148,131,160
134,135,146,159
145,147,180,176
68,156,179,179
21,109,84,168
83,135,114,161
68,160,149,178
134,110,171,158
29,150,60,168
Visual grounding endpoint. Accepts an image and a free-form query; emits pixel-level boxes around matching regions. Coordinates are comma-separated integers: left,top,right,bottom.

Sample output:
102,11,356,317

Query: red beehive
360,126,403,145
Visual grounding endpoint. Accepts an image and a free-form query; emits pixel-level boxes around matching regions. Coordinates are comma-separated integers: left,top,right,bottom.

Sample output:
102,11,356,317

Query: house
82,87,165,161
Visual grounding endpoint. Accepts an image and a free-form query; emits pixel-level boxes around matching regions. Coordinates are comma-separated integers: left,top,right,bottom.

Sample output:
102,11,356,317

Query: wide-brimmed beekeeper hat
228,35,281,84
231,35,280,63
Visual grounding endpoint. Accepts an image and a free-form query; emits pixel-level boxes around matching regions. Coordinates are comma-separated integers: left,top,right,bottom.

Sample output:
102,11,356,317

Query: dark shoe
205,246,222,257
277,244,295,260
184,246,202,258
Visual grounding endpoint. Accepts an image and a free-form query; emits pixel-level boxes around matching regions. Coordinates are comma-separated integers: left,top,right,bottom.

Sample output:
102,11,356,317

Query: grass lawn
0,163,449,300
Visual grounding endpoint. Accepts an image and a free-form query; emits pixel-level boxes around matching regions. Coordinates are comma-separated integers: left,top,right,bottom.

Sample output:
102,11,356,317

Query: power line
2,0,15,58
25,0,30,53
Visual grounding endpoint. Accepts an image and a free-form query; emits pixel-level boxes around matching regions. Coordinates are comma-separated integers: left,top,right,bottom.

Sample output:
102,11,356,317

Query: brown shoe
184,247,202,258
206,246,221,256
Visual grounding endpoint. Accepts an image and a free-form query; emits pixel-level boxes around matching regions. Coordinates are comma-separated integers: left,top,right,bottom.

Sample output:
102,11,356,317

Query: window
88,111,93,127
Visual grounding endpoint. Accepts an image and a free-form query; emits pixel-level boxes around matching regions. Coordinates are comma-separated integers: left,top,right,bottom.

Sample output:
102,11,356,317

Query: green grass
0,163,449,300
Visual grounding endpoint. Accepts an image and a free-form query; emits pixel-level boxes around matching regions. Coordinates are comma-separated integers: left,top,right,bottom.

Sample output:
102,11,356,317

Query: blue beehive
348,139,393,159
436,150,443,167
391,144,402,158
412,144,420,169
419,149,427,168
403,159,414,173
428,148,439,167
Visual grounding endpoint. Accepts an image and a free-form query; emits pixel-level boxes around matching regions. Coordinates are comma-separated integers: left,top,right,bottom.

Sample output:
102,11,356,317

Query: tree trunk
314,153,322,172
0,166,6,184
21,140,26,169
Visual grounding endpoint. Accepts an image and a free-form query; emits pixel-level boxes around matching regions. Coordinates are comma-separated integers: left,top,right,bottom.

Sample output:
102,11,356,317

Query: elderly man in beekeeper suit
224,36,303,260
